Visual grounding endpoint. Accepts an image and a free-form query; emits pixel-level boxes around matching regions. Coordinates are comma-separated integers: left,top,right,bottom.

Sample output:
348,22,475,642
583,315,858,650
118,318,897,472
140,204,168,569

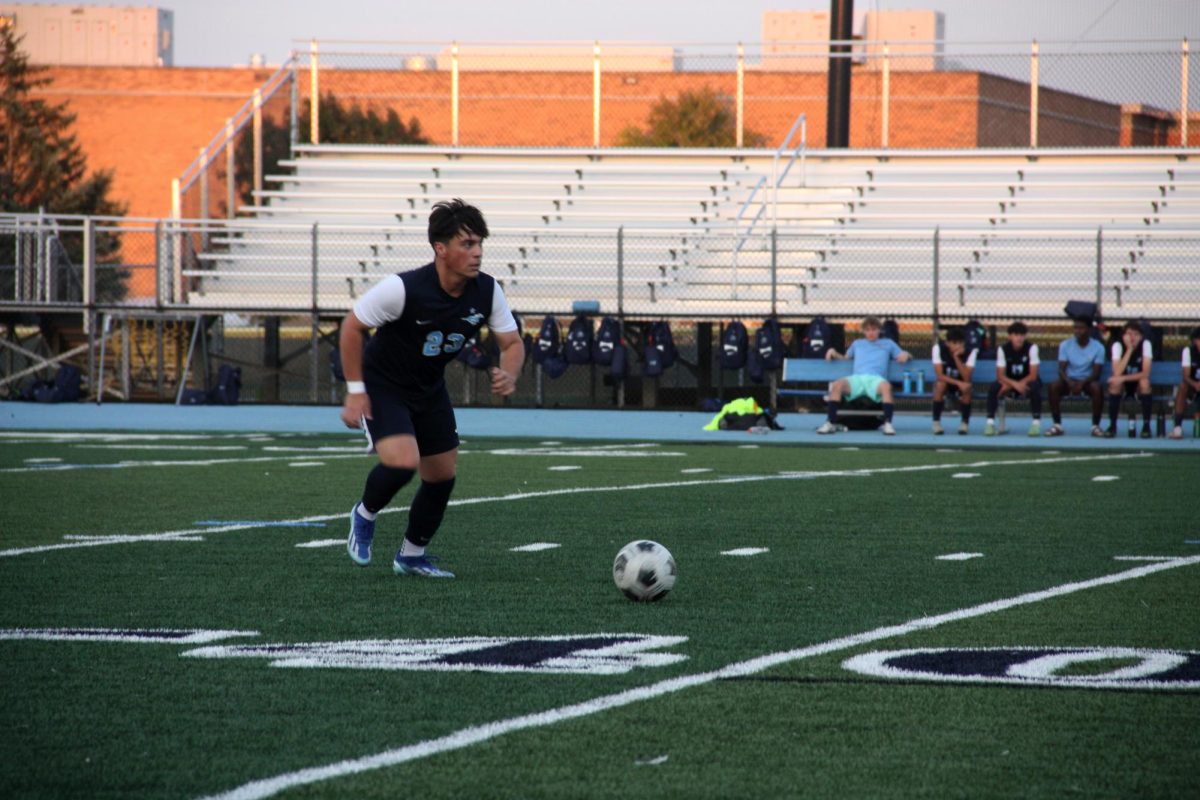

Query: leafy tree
233,93,428,209
618,88,767,148
0,24,127,300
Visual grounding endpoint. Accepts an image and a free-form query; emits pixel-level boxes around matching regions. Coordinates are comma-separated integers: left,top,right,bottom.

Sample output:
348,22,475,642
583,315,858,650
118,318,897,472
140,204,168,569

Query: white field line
0,432,254,441
201,553,1200,800
295,539,345,549
1112,555,1181,562
0,451,1152,560
0,453,366,474
73,444,249,451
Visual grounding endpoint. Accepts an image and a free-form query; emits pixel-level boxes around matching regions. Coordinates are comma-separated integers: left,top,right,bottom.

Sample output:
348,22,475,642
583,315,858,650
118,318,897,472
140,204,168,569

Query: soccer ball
613,540,677,602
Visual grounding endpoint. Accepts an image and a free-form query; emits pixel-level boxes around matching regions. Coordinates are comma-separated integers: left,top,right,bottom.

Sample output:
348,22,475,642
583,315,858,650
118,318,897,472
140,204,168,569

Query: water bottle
1156,411,1166,438
1127,413,1136,438
915,371,925,393
902,372,912,394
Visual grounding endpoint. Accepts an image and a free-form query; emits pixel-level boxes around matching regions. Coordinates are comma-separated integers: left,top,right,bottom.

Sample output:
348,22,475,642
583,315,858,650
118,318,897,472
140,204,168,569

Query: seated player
1168,325,1200,440
817,316,912,436
1046,317,1105,437
931,327,977,435
1104,320,1153,439
985,321,1042,437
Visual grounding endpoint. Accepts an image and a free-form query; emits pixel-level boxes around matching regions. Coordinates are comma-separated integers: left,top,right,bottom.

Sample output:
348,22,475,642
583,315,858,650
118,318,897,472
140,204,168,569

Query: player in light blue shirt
1046,317,1105,437
817,316,911,436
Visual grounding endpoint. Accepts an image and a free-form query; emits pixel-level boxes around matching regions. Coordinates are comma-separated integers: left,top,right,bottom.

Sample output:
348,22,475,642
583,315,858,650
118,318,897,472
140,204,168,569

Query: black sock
361,465,415,514
1139,394,1152,426
827,400,840,423
1176,412,1185,427
1030,388,1042,418
1108,395,1121,428
986,383,1001,417
404,478,456,548
883,403,895,423
1052,410,1062,424
959,400,972,423
932,400,944,421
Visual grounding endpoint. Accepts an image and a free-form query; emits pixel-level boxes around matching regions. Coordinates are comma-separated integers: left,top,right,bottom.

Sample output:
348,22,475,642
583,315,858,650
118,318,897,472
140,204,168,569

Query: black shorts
364,382,459,457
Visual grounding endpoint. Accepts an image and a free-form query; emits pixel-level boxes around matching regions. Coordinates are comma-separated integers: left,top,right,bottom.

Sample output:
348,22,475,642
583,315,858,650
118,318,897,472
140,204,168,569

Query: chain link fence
258,39,1195,153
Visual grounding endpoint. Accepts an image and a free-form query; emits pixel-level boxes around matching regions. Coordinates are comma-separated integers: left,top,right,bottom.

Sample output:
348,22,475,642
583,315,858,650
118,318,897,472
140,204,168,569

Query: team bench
781,357,1185,407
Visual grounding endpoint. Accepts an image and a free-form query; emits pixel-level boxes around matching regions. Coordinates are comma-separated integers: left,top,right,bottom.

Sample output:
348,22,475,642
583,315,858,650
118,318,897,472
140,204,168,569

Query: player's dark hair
1190,326,1200,341
945,327,966,343
861,316,882,330
1071,317,1090,327
428,199,489,246
1122,319,1142,334
1007,321,1028,335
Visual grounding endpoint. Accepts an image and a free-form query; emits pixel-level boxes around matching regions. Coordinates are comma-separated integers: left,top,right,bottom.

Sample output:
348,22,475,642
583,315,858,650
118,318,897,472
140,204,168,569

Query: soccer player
339,200,524,578
930,327,976,435
1168,326,1200,440
817,316,912,436
1046,318,1105,437
985,321,1042,437
1104,320,1153,439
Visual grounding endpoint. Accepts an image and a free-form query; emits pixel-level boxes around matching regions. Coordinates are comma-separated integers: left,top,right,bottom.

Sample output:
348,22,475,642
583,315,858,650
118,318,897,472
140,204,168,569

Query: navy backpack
801,317,833,358
649,321,677,368
592,316,620,366
565,315,594,365
721,321,748,370
533,315,560,365
755,318,786,370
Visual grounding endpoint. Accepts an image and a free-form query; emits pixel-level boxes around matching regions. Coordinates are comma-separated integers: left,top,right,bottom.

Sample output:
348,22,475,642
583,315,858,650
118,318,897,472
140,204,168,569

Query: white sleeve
965,349,978,368
1142,339,1153,361
1184,349,1192,369
1110,341,1124,365
1029,344,1040,365
353,275,406,328
931,344,943,365
488,283,518,333
996,348,1008,368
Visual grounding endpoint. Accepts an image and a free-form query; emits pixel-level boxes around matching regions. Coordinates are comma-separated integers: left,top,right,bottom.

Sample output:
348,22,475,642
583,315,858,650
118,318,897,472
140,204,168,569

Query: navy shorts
363,382,459,457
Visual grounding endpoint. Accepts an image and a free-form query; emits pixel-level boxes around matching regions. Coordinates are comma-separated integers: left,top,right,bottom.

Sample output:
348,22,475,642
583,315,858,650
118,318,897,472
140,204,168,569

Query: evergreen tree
0,24,128,300
617,88,766,148
233,93,428,210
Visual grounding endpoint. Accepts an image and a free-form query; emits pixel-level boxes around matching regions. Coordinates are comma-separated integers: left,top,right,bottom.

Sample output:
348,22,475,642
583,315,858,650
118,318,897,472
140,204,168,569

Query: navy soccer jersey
354,262,517,397
932,341,977,380
998,341,1039,381
1111,338,1152,376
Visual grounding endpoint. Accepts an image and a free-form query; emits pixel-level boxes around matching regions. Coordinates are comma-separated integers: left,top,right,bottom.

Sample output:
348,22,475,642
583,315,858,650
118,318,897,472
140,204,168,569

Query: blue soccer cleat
393,554,456,579
346,503,374,567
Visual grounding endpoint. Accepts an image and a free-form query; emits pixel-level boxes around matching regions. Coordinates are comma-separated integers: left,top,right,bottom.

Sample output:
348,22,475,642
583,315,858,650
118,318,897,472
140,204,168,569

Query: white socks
400,539,426,558
356,504,377,521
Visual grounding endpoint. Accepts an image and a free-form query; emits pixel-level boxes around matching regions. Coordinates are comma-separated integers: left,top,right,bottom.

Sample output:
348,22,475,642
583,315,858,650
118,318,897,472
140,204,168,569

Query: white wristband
345,381,366,395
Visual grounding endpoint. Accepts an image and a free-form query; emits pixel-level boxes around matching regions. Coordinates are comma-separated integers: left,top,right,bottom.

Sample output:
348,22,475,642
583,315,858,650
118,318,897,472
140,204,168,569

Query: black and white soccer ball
612,540,677,602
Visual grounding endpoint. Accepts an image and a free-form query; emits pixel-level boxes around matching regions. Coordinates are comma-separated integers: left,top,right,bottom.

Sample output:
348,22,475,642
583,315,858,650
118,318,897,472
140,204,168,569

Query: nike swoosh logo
416,319,433,325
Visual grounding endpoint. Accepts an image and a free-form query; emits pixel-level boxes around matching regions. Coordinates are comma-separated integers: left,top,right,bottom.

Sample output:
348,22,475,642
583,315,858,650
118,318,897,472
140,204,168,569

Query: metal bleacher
187,145,1200,319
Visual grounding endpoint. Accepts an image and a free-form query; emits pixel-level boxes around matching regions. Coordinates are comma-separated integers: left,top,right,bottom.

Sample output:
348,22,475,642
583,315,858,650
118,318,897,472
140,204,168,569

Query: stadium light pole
309,40,320,145
736,42,745,148
825,0,854,148
1182,39,1189,147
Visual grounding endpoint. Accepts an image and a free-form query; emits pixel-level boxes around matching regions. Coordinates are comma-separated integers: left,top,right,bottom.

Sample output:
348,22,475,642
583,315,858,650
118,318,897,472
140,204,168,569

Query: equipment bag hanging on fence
533,315,561,365
208,364,242,405
721,321,748,369
650,320,677,368
565,315,594,365
801,317,833,359
592,316,620,365
756,318,786,369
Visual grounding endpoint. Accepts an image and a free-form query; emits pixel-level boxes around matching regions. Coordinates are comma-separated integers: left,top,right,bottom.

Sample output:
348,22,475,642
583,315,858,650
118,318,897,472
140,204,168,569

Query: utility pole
826,0,854,148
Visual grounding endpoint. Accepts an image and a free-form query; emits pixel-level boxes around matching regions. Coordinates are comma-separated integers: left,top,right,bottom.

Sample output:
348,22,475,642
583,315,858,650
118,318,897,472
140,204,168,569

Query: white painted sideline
0,451,1152,560
0,453,365,474
200,554,1200,800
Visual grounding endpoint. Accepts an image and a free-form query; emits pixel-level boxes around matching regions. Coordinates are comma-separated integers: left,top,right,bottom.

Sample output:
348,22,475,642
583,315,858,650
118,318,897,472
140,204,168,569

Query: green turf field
1,431,1198,799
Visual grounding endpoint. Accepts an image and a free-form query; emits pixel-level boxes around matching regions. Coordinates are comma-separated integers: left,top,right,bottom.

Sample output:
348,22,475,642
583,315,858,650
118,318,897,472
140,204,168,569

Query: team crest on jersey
0,628,687,676
843,647,1200,690
462,308,485,326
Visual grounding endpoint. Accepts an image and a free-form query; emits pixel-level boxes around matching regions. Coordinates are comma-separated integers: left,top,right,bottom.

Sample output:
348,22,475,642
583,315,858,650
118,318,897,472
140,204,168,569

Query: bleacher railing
4,213,1200,324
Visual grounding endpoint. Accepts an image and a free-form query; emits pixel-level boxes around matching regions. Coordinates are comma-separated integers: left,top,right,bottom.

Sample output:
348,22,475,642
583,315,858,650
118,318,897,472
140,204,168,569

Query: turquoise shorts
843,373,887,403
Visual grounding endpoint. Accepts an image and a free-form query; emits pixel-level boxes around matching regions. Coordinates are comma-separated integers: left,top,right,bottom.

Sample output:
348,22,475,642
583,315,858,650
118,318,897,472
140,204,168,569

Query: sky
17,0,1200,66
